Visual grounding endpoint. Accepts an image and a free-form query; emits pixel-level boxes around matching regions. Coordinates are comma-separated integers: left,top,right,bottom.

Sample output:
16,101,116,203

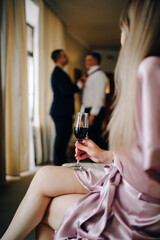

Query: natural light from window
25,0,41,170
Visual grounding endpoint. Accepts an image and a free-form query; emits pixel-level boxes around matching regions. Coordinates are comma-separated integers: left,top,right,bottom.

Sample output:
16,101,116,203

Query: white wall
67,33,89,113
93,49,119,73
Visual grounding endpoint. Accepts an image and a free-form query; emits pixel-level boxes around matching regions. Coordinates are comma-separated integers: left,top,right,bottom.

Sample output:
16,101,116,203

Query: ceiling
45,0,128,50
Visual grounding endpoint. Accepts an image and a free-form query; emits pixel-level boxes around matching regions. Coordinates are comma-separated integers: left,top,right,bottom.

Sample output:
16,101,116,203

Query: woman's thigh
31,166,89,197
43,193,85,231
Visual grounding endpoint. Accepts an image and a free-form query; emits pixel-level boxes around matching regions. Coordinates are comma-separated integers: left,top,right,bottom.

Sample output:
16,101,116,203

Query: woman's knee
29,166,56,192
30,166,88,196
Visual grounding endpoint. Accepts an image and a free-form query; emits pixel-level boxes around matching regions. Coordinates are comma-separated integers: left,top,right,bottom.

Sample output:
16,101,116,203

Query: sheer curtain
5,0,29,176
0,0,6,183
39,0,66,163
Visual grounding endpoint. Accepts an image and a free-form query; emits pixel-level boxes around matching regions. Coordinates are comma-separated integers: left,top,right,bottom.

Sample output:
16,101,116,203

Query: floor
0,173,36,239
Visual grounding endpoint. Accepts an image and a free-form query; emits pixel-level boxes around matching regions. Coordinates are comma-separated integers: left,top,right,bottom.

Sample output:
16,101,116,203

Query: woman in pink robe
1,0,160,239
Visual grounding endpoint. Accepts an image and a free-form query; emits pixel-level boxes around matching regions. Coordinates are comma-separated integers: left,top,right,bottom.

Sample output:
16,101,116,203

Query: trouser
84,107,108,150
52,115,73,166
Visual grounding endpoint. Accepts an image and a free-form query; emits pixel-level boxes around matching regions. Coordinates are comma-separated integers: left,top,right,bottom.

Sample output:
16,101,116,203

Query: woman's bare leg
43,193,85,231
36,193,85,239
1,166,88,240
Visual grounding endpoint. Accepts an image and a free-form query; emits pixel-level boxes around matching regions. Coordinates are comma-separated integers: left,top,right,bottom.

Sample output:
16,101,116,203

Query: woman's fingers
76,141,88,151
75,148,84,158
76,153,90,160
75,141,90,159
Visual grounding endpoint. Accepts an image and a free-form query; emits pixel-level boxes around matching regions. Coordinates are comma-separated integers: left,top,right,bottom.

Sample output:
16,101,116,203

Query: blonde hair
108,0,160,154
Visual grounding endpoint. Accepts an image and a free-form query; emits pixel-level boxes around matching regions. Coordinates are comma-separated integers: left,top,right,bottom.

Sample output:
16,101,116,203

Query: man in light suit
50,49,84,166
81,52,108,149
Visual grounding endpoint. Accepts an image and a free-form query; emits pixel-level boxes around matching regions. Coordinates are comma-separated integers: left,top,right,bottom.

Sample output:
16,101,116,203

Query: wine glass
70,112,89,170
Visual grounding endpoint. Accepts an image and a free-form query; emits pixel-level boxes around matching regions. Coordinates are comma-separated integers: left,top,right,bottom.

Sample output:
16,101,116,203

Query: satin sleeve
138,57,160,171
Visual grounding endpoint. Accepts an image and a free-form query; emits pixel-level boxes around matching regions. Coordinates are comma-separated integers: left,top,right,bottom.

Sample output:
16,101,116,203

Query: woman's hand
75,139,113,164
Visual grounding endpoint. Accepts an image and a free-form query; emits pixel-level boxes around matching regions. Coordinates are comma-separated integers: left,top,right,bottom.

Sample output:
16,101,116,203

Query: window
25,0,39,124
25,0,41,169
26,24,34,120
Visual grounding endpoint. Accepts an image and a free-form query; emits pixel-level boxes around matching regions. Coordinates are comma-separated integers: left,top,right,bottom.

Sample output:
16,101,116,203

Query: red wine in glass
74,126,88,141
70,112,89,170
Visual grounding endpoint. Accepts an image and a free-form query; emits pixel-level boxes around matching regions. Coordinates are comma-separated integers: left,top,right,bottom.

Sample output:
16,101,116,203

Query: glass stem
77,139,82,165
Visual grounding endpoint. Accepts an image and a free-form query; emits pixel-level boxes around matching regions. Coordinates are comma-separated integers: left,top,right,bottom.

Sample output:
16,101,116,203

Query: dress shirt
81,65,108,116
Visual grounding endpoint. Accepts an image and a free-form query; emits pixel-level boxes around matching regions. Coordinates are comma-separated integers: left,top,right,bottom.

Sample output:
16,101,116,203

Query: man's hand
80,75,87,83
89,114,95,126
77,75,87,88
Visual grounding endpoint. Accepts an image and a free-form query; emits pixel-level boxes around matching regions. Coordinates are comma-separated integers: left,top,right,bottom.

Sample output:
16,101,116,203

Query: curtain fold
39,0,66,163
0,0,6,183
0,44,5,183
5,0,29,175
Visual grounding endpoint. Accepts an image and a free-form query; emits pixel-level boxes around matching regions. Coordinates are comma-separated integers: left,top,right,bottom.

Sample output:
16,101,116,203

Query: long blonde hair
108,0,160,154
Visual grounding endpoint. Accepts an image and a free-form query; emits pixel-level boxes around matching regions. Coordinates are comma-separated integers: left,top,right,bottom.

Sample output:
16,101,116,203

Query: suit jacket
50,66,80,118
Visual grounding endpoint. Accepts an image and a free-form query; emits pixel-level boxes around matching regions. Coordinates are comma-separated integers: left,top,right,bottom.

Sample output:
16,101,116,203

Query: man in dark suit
50,49,84,166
